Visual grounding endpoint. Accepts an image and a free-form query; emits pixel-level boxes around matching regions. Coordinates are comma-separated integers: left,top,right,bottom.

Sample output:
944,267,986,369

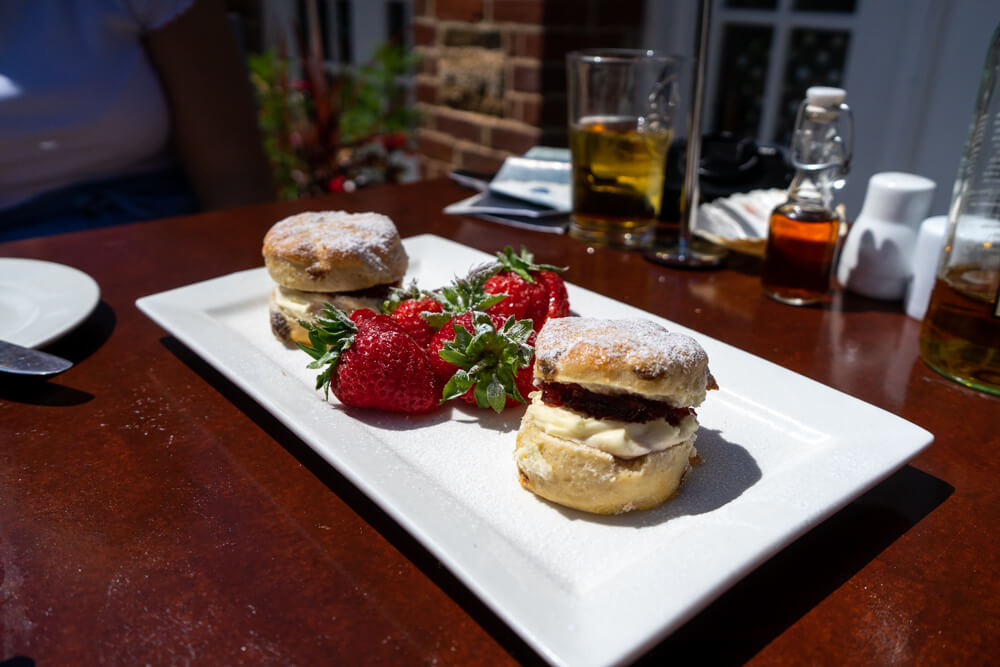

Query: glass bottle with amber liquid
762,87,853,305
919,24,1000,395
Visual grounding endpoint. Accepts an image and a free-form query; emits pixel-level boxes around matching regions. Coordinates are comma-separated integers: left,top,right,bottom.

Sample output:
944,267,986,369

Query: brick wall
413,0,646,178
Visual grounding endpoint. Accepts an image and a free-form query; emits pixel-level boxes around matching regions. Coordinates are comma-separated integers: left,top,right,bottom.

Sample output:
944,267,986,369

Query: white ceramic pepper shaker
904,215,949,320
836,171,936,300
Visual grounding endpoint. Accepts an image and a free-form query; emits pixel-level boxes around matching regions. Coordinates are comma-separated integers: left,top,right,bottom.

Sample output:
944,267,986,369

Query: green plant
339,43,420,144
248,42,420,200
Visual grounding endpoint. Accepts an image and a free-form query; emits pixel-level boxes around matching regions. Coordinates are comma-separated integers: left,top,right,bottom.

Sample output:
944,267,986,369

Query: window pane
793,0,857,12
772,27,850,145
712,24,773,139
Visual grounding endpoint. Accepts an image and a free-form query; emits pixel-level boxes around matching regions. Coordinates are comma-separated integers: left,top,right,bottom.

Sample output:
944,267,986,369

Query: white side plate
136,234,933,667
0,258,100,347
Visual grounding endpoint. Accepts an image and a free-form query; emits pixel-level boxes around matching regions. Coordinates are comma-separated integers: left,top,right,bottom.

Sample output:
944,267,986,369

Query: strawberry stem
381,279,431,314
297,304,357,399
423,265,507,329
494,246,567,284
439,311,534,412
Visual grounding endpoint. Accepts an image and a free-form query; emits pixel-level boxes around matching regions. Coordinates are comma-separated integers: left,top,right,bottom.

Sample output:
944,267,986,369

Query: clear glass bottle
919,24,1000,395
762,87,853,305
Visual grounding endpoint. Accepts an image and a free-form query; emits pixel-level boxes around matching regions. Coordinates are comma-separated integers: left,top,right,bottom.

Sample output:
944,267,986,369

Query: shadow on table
160,334,953,666
160,334,546,665
0,657,35,667
0,301,114,406
713,248,763,278
835,290,918,314
636,464,953,665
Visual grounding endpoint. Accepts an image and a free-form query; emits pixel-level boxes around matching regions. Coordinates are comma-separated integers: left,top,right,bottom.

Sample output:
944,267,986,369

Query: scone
514,317,716,514
262,210,408,345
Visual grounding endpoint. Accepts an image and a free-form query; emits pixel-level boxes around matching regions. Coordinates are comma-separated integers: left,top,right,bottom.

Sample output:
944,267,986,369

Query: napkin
692,189,786,255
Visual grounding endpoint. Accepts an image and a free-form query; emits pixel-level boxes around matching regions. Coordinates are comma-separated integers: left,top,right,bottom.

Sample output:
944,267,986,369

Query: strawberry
483,246,568,330
381,282,444,347
484,271,548,326
298,305,442,413
428,311,536,412
418,266,508,332
535,268,570,319
382,271,508,348
390,297,443,346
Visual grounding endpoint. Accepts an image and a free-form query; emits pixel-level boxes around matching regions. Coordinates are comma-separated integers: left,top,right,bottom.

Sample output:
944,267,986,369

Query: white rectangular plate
136,234,933,667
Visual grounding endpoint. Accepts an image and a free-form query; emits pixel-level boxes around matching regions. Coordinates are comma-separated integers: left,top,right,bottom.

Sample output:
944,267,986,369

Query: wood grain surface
1,180,995,665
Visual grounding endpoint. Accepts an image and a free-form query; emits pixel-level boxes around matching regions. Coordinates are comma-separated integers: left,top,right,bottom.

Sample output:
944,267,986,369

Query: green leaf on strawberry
423,264,508,329
437,311,535,413
297,304,357,399
494,246,566,284
381,280,428,315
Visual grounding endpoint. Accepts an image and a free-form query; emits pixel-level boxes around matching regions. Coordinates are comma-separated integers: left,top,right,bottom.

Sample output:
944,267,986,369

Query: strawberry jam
539,382,694,424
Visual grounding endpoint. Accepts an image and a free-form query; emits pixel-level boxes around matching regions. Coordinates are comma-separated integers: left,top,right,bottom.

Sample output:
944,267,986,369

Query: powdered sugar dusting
263,211,406,277
537,317,708,378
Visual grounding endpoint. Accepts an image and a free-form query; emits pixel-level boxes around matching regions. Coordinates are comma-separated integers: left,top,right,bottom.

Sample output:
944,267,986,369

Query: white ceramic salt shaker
836,171,936,300
904,215,949,320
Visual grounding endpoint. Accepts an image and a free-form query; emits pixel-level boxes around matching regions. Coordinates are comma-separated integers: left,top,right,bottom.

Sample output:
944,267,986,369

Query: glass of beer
567,50,681,249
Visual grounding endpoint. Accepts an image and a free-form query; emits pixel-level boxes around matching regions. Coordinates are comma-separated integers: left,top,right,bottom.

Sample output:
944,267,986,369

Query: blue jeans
0,167,199,242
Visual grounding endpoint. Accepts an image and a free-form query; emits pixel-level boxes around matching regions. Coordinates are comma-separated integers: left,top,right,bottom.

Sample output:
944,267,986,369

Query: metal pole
645,0,726,268
680,0,710,256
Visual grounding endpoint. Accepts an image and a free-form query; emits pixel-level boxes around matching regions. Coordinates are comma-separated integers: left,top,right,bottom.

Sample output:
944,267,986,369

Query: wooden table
2,179,997,665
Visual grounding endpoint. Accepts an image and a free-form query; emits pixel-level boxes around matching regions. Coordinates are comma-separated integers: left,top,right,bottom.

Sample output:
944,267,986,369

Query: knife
0,339,74,376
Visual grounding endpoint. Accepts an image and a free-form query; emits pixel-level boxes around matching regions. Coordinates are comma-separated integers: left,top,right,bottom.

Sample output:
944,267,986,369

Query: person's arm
144,0,276,210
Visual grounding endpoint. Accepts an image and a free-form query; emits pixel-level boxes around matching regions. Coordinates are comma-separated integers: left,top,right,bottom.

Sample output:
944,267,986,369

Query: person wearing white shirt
0,0,275,241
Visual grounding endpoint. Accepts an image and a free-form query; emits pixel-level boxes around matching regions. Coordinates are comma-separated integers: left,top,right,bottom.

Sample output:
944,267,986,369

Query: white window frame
646,0,1000,217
